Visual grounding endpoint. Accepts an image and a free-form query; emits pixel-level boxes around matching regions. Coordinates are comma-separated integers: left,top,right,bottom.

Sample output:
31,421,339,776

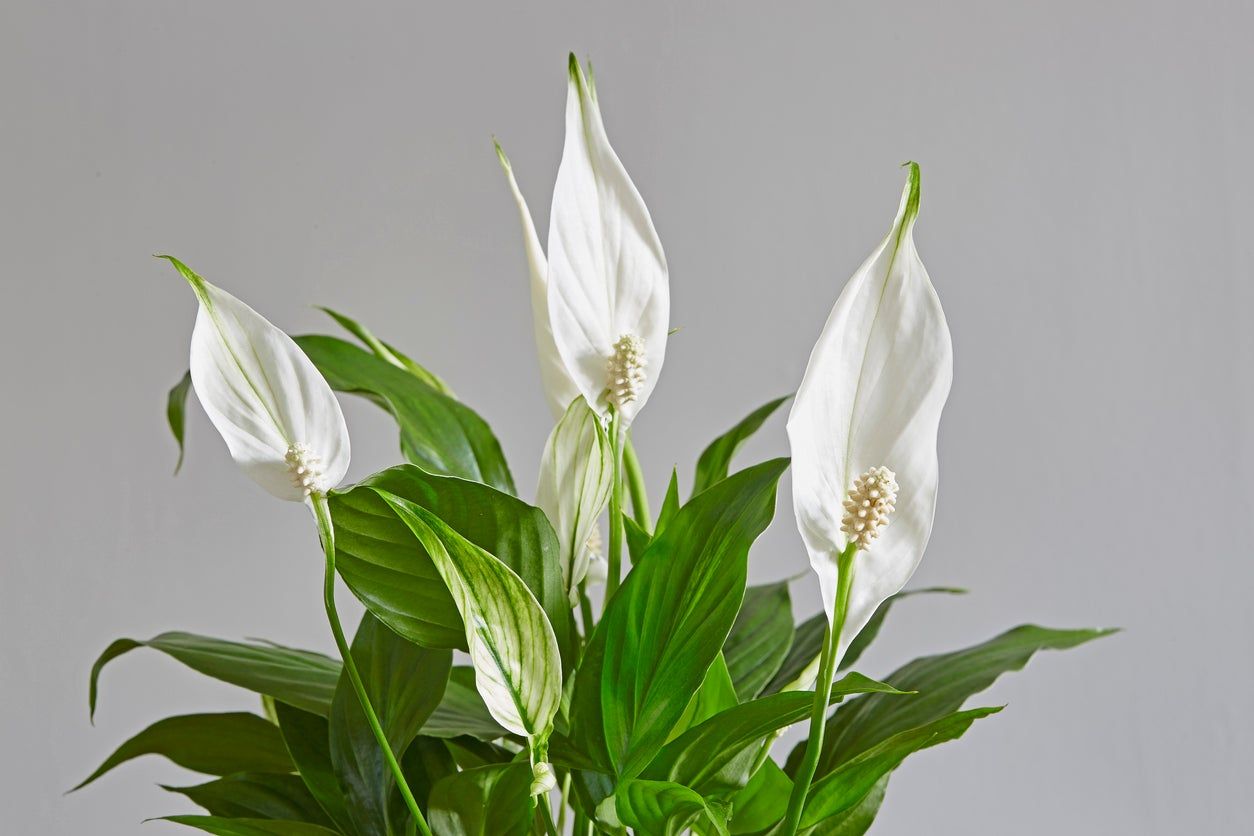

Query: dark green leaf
75,713,292,790
611,779,729,836
692,397,789,497
296,335,513,493
815,625,1115,773
273,703,354,833
158,817,340,836
90,632,340,720
798,775,886,836
398,737,459,815
330,613,451,836
167,371,192,474
163,773,335,827
762,614,826,697
724,582,794,701
424,667,509,740
837,587,966,673
318,307,454,396
570,459,789,779
328,464,572,667
427,763,533,836
727,759,791,834
801,708,1001,827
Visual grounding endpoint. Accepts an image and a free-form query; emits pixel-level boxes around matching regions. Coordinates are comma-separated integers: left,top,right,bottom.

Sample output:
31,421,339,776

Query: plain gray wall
2,0,1249,832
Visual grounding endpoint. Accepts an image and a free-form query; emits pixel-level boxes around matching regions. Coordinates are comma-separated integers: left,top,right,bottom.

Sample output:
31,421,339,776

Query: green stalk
605,409,625,603
621,434,652,533
556,772,572,835
778,544,857,836
311,493,433,836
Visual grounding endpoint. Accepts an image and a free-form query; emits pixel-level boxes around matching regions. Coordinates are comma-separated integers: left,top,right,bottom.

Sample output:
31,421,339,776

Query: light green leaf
569,459,789,778
273,702,354,833
667,654,738,744
423,667,510,740
162,773,335,827
611,779,730,836
74,713,292,790
319,306,454,396
330,613,451,836
427,763,533,836
158,816,340,836
167,371,192,473
838,587,966,672
655,468,681,534
799,775,886,836
377,493,562,743
728,758,791,834
90,632,340,720
693,396,789,497
623,515,651,564
724,582,794,701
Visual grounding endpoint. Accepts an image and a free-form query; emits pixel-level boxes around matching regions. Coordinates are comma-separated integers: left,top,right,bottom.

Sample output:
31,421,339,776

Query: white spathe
786,164,953,665
498,55,669,425
167,256,350,502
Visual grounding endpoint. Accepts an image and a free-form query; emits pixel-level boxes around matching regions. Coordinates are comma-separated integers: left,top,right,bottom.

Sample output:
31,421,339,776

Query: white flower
497,55,669,425
534,397,614,601
786,164,953,663
165,255,350,502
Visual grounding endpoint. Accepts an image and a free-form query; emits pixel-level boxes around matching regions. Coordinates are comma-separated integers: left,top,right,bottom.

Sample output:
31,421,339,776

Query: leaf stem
779,544,857,836
605,409,625,603
621,434,652,533
311,493,433,836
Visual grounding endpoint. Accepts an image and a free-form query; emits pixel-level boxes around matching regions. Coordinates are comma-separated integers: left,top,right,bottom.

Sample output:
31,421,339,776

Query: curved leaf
159,817,340,836
837,587,965,673
693,396,789,497
427,763,533,836
799,775,886,836
728,759,791,834
162,773,334,827
318,307,454,396
424,667,509,741
167,371,192,473
611,779,729,836
273,703,353,832
723,582,794,701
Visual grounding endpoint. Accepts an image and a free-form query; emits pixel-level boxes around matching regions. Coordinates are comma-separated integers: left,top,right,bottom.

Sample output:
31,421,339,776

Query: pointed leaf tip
493,138,511,171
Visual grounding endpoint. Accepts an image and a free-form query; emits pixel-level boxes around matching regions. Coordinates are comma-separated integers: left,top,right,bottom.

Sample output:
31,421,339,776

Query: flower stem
311,493,433,836
605,409,625,603
621,434,652,533
779,544,857,836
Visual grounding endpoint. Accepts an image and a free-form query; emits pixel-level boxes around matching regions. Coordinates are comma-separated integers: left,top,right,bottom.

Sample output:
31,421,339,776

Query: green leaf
643,674,905,796
163,773,335,827
327,465,573,667
273,703,354,833
398,737,459,815
692,396,789,497
427,763,534,836
798,775,886,836
814,625,1116,773
801,708,1001,827
330,612,452,836
727,759,791,834
90,632,340,720
623,516,651,564
378,494,562,743
655,468,681,533
611,779,730,836
837,587,966,673
570,459,789,779
762,613,825,697
74,713,292,790
158,816,340,836
724,582,794,701
167,371,192,474
668,654,738,743
296,335,514,493
424,667,510,740
319,307,454,396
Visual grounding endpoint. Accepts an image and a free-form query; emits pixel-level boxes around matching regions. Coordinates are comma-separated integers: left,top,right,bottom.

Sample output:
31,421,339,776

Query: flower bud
530,761,556,796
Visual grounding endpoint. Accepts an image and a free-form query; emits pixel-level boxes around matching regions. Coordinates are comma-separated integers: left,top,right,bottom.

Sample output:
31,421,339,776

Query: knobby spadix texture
166,256,350,502
535,397,614,602
787,164,953,664
498,55,669,425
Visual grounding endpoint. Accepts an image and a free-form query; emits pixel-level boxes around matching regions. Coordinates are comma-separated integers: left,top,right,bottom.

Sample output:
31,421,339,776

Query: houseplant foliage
81,56,1111,836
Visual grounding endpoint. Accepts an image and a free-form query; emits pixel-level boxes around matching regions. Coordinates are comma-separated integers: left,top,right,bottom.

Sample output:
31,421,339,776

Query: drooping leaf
158,817,340,836
610,779,730,836
319,306,454,396
724,581,795,701
90,632,340,720
762,613,826,696
727,759,791,834
328,465,573,667
838,587,966,672
801,708,1001,827
296,334,514,493
273,702,354,833
569,458,789,779
167,371,192,473
427,763,534,836
813,625,1115,773
693,396,789,497
378,494,562,743
330,612,452,836
162,773,335,827
423,667,510,740
75,713,292,790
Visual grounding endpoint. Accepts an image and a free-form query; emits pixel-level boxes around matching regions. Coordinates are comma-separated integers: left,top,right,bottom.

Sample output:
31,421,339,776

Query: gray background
2,1,1249,833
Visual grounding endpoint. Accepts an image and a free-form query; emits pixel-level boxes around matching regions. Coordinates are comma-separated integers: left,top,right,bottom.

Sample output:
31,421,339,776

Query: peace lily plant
80,56,1111,836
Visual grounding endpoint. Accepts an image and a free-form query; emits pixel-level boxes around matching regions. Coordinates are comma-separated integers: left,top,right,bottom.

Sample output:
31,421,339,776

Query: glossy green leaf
814,625,1115,773
273,702,354,833
761,613,826,696
75,713,292,790
423,667,510,740
724,582,794,701
623,515,651,564
801,708,1001,827
330,612,451,836
727,759,791,834
668,655,738,743
570,458,789,779
427,763,533,836
655,468,681,534
643,674,905,796
318,307,454,396
328,465,572,666
167,371,192,473
398,736,459,816
295,334,514,493
692,396,789,497
90,632,340,720
837,587,966,673
799,775,886,836
163,773,335,827
611,779,730,836
378,494,561,743
158,816,340,836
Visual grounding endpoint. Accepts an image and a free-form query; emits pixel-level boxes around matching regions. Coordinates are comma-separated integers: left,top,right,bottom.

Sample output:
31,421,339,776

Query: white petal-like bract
787,164,953,664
